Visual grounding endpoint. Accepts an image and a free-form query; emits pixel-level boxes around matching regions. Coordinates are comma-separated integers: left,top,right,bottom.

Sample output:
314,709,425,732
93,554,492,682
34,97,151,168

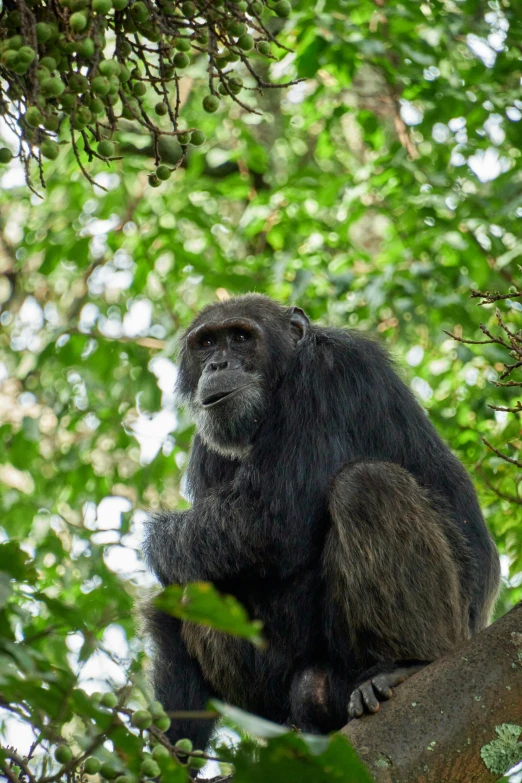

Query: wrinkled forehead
185,300,288,335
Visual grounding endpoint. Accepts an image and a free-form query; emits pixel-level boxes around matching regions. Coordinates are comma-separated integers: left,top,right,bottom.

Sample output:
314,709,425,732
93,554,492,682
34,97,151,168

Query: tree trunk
343,602,522,782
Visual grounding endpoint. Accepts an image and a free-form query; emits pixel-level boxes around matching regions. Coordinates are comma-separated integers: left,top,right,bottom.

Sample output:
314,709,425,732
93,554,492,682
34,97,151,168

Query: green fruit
236,0,248,8
130,1,148,20
148,173,161,187
181,1,195,15
69,73,89,93
175,37,191,51
228,21,246,36
40,56,57,71
132,81,147,97
41,76,65,96
174,738,193,754
26,107,43,127
148,700,166,718
36,66,50,81
99,58,121,76
155,715,171,732
237,33,254,50
60,92,77,110
73,106,92,128
509,286,518,294
2,50,19,69
250,0,263,13
217,82,228,96
58,33,75,54
190,129,205,146
156,164,171,180
121,103,136,119
0,147,13,163
229,76,243,94
113,0,129,9
84,757,102,775
140,759,161,778
188,753,206,771
36,22,53,42
54,745,73,765
105,92,119,106
256,40,271,55
70,11,88,31
155,102,168,115
76,37,95,57
43,114,60,131
6,10,21,27
92,76,111,95
202,94,219,113
173,51,189,68
12,60,31,74
89,97,105,114
6,35,23,50
119,40,132,55
101,691,118,708
108,75,120,93
93,0,113,11
118,65,130,82
274,0,291,16
40,139,60,160
131,709,153,728
152,744,170,761
114,777,129,783
196,29,209,43
100,762,120,780
177,131,190,144
98,140,115,157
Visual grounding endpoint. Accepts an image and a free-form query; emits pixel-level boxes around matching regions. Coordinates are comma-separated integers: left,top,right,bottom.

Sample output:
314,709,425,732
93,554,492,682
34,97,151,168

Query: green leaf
0,542,37,582
153,582,264,646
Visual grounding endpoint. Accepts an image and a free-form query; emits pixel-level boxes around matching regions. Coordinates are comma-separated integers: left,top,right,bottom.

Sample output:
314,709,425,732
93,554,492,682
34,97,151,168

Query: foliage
0,0,521,780
0,0,294,190
154,582,264,646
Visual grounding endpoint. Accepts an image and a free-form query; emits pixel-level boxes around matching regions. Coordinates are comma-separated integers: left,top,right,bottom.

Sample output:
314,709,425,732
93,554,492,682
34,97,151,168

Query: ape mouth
201,385,252,408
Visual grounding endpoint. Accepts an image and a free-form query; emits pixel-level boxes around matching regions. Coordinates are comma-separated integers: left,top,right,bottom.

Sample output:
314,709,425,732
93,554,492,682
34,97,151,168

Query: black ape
142,294,499,747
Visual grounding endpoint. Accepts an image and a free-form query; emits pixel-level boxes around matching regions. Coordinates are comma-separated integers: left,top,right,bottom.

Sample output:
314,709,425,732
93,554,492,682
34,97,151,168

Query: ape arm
143,480,319,586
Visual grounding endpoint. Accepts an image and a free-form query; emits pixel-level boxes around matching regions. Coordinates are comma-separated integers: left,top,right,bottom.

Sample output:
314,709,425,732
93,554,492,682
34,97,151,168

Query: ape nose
208,359,230,372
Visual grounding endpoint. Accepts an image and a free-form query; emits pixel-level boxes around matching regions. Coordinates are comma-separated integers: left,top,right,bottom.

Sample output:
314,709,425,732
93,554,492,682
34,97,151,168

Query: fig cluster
0,0,293,188
75,694,209,779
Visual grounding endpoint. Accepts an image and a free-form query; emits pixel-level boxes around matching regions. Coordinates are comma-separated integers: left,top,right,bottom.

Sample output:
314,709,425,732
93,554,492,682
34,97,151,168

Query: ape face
186,317,267,458
178,295,309,459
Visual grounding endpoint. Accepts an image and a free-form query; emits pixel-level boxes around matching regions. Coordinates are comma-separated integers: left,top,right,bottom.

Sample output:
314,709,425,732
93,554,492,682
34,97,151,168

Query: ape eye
234,330,250,342
200,337,213,348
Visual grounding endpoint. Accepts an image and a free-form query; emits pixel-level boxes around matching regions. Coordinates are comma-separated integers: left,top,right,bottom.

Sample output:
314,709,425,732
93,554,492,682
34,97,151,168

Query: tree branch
343,603,522,782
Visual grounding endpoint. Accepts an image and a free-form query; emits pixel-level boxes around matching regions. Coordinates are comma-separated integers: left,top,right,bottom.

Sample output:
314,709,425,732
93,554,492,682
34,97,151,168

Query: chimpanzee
142,294,499,747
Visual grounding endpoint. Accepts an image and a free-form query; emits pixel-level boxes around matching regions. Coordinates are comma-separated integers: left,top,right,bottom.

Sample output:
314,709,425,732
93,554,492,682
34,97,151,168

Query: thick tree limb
343,603,522,782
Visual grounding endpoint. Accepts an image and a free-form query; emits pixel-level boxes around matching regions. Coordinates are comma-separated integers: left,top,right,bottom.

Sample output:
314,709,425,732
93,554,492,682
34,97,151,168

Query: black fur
142,294,500,744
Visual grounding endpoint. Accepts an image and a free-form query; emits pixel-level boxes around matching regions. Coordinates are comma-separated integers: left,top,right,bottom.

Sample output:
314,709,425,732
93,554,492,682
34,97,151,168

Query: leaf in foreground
153,582,264,646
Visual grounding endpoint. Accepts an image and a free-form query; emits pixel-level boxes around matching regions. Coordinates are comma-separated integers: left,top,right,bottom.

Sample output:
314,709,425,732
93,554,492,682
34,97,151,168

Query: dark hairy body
142,294,500,748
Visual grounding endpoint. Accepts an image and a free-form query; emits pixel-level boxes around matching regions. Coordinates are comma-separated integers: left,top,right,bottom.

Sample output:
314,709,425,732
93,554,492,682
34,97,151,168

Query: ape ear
289,306,310,345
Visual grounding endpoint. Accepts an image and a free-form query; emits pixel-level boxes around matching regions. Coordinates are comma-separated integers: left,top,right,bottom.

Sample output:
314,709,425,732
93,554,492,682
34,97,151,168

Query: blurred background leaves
0,0,521,779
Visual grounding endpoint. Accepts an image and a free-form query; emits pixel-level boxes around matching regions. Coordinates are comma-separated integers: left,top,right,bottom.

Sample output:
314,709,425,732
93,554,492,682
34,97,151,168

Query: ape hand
348,663,425,719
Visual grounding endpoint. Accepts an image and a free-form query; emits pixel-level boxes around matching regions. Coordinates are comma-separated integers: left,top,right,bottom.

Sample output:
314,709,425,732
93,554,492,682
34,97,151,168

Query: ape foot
348,663,425,719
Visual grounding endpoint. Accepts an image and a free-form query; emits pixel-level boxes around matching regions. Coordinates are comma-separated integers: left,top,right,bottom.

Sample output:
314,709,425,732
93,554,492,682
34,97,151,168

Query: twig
481,437,522,468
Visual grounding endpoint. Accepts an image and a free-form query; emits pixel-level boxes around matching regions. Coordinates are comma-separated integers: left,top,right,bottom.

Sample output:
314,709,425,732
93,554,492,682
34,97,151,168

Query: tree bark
343,603,522,783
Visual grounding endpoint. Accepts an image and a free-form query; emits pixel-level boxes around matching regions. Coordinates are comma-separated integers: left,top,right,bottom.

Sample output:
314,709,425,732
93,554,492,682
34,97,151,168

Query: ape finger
348,689,364,719
371,674,393,700
360,682,380,713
